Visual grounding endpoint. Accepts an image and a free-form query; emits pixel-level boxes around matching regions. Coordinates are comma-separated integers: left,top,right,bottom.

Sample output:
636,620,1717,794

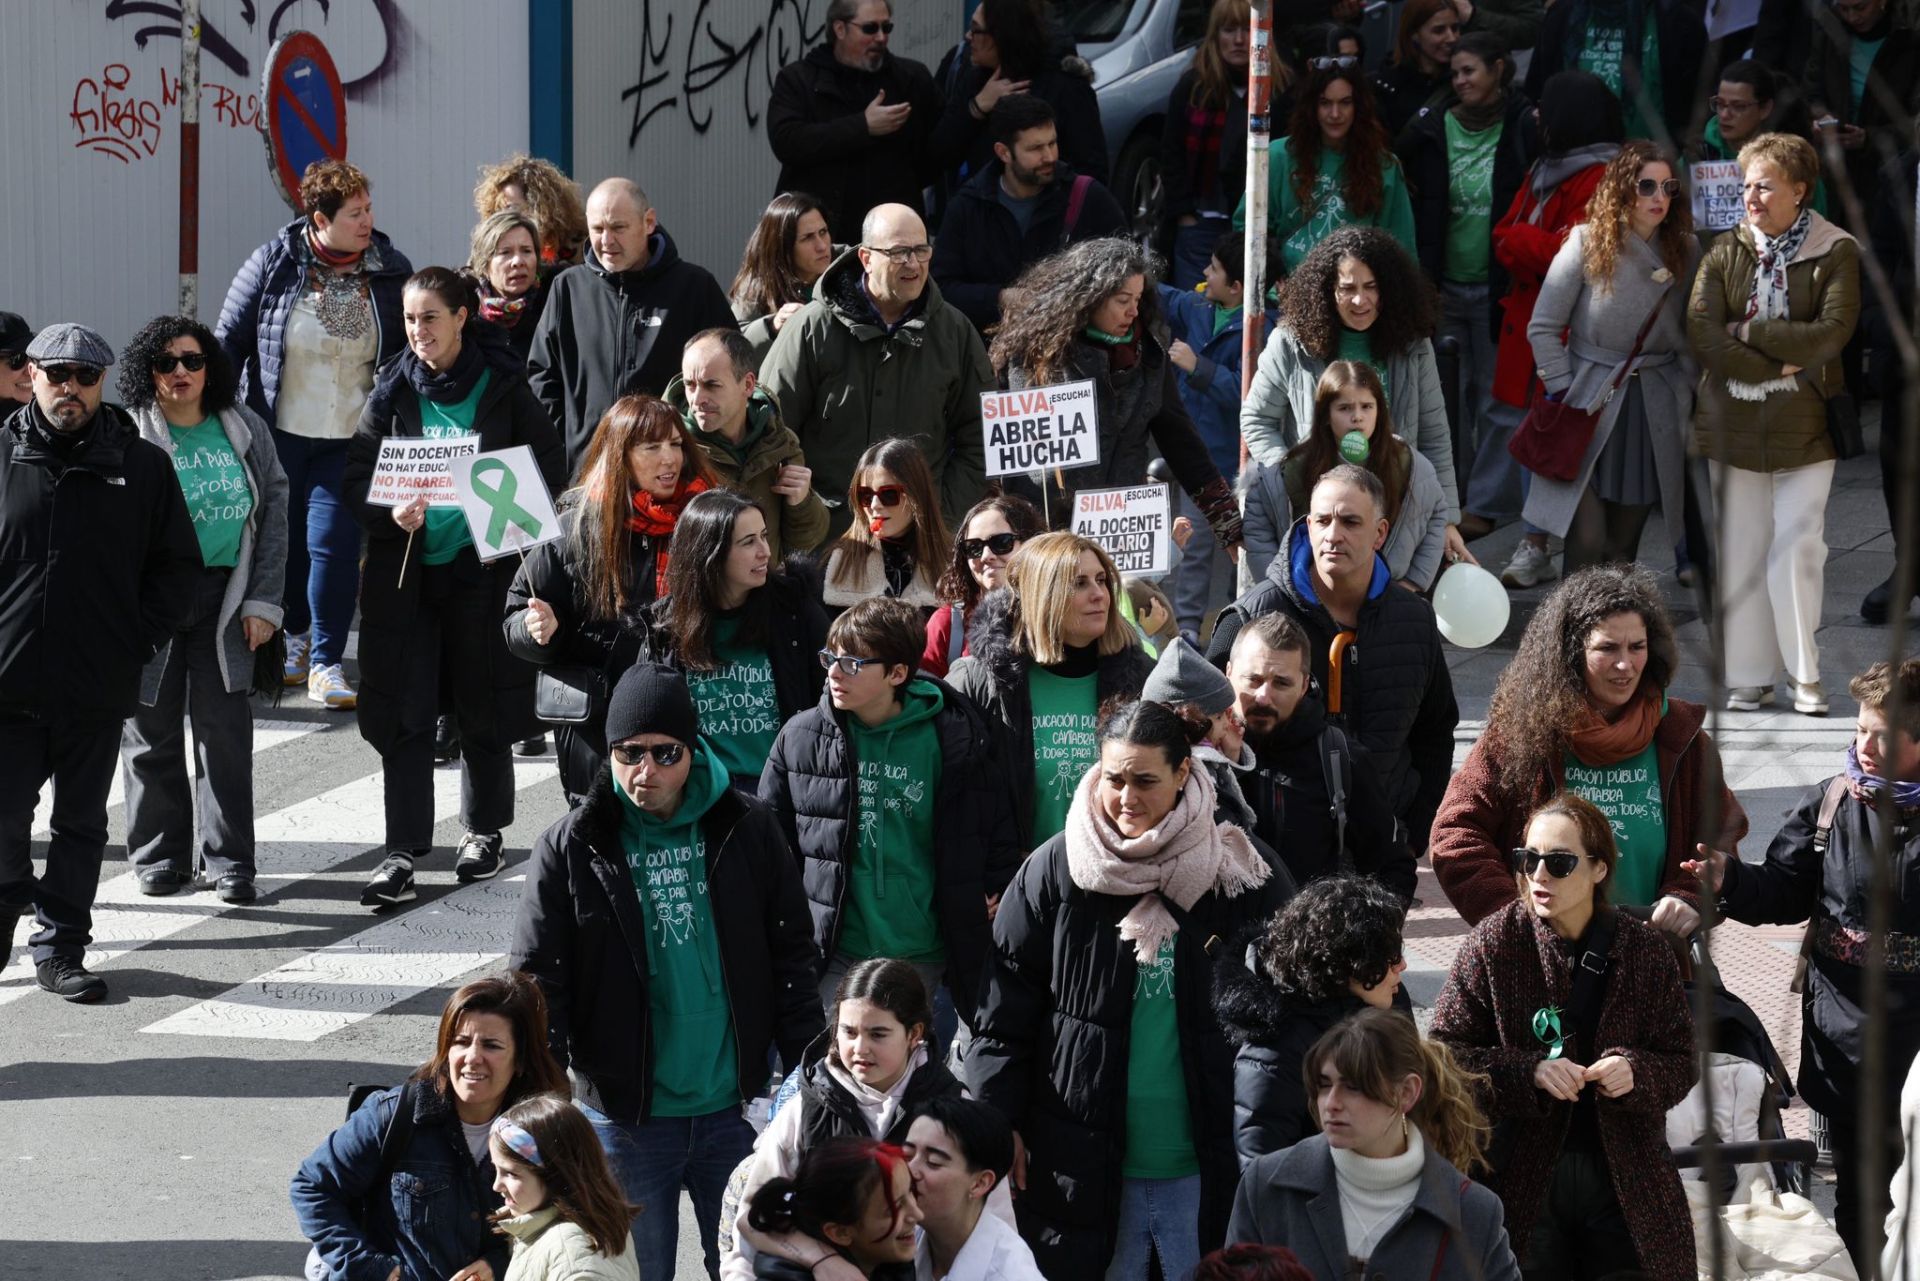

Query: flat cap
25,323,114,368
0,312,32,353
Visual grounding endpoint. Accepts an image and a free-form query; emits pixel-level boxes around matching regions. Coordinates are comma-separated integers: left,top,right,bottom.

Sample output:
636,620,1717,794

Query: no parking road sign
261,32,347,210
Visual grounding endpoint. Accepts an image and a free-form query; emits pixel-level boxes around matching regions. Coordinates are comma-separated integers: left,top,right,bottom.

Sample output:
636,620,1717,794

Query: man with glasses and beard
0,323,200,1002
768,0,942,243
1225,612,1415,899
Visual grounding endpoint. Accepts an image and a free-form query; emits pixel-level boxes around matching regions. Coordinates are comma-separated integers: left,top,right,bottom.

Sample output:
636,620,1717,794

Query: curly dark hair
990,238,1163,384
1285,66,1391,221
1279,226,1436,361
1484,564,1679,794
1254,874,1407,1004
935,494,1045,608
116,315,237,414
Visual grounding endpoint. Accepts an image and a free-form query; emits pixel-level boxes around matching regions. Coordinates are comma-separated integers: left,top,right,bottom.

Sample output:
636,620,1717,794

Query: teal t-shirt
1578,15,1663,140
685,614,781,783
1443,114,1503,285
839,680,947,964
418,369,489,566
615,742,741,1116
1852,36,1887,112
1234,143,1418,274
1122,939,1200,1178
1335,327,1391,407
166,416,252,569
1028,667,1100,843
1563,735,1668,908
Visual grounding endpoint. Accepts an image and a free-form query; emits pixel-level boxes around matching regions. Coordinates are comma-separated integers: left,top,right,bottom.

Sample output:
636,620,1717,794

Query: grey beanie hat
1142,636,1234,716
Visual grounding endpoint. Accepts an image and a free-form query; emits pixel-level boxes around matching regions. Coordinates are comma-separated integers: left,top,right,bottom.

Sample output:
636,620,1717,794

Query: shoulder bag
1509,285,1673,483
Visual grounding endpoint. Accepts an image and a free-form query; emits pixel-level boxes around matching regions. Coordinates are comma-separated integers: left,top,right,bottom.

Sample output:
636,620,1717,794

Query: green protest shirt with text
167,416,252,569
418,369,488,566
615,741,740,1117
685,613,781,782
1123,938,1200,1178
1443,114,1502,284
837,680,946,964
1577,14,1663,140
1563,734,1668,908
1028,667,1100,844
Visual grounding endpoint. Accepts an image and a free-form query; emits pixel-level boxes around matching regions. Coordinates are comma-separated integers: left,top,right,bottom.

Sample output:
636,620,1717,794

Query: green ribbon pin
470,459,543,547
1532,1005,1567,1060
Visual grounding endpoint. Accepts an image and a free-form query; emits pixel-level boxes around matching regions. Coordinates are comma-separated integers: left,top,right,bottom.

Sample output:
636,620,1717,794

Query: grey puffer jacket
131,402,290,697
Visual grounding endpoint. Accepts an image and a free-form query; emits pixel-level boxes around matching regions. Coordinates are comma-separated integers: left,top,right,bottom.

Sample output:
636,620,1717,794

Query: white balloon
1432,562,1511,649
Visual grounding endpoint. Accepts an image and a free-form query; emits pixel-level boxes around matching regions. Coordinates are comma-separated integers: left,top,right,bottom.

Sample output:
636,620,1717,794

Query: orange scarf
1565,687,1661,767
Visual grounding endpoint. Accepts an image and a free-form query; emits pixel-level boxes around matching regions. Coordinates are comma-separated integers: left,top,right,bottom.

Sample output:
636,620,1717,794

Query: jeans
0,716,122,961
1170,218,1231,293
1104,1173,1203,1281
581,1101,755,1281
1443,281,1519,522
122,569,257,878
1169,489,1227,638
273,429,361,668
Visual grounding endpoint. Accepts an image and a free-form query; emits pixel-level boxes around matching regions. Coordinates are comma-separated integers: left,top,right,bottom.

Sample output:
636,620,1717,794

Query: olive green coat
661,377,830,560
1688,214,1861,473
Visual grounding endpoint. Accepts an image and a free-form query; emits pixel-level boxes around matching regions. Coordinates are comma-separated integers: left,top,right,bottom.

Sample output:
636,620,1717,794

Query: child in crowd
744,1138,922,1280
488,1093,641,1281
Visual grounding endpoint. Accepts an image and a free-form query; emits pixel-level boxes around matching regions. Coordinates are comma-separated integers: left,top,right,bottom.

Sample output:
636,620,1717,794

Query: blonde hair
473,152,587,261
467,209,542,280
1736,131,1820,199
1305,1008,1492,1174
1007,532,1136,665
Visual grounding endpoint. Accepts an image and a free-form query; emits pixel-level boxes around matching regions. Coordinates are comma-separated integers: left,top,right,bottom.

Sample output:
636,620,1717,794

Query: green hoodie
614,740,740,1117
685,613,781,783
839,679,947,964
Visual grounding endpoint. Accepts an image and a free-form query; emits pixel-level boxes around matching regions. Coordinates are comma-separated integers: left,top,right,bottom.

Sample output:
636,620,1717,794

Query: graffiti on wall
101,0,403,93
620,0,825,147
71,63,263,162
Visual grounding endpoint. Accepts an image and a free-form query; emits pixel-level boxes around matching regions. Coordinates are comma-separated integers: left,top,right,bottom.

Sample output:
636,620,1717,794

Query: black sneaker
514,734,547,756
434,715,461,763
36,955,108,1003
455,831,504,883
138,867,192,896
361,853,418,908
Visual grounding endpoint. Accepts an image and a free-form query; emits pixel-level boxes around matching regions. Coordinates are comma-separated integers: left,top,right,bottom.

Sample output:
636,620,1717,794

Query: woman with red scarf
505,394,718,803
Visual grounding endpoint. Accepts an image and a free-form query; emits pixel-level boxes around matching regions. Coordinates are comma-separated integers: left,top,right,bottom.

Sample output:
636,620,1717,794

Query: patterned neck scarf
1745,207,1813,325
479,293,529,328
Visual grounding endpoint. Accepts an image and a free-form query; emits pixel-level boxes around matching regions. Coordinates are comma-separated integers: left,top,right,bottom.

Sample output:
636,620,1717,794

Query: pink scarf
1064,762,1270,963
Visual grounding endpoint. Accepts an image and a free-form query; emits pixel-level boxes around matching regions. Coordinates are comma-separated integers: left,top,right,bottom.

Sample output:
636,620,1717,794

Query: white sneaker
308,663,358,710
1792,681,1829,716
1726,687,1775,712
1500,540,1559,589
283,632,311,687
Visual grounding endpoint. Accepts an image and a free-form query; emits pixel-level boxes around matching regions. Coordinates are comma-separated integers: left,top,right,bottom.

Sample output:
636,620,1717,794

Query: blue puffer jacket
216,219,411,427
290,1083,509,1281
1156,284,1272,482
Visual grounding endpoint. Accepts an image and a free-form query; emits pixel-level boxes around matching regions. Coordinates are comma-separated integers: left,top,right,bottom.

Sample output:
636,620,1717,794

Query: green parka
661,377,830,560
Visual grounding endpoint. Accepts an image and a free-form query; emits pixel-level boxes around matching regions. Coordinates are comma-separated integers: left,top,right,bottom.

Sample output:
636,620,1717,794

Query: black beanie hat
605,662,699,748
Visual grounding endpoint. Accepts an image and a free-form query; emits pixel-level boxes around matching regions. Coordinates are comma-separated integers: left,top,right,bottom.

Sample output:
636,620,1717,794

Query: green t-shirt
1563,736,1668,908
1234,142,1418,274
1028,667,1100,843
166,416,252,569
1852,36,1886,113
1443,114,1503,285
839,680,947,964
1122,939,1200,1178
1578,15,1663,140
1335,327,1391,408
615,741,741,1117
418,369,489,566
686,614,781,783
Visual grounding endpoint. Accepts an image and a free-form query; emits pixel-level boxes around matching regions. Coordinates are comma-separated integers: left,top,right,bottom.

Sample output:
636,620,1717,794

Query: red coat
1430,902,1699,1280
1490,163,1606,408
1429,697,1748,926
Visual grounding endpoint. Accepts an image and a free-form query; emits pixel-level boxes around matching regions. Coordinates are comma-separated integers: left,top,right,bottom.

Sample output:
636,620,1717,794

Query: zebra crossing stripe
141,870,530,1042
0,756,559,1003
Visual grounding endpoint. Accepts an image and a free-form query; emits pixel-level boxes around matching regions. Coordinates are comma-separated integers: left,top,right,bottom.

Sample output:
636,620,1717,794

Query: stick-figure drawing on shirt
859,806,880,847
657,899,695,946
1136,946,1175,999
1049,757,1081,799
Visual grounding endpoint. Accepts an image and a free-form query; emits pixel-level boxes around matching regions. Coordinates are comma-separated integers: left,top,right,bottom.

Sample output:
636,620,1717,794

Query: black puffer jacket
1206,518,1459,853
638,559,830,735
1213,937,1371,1168
792,1029,968,1152
967,831,1292,1281
757,675,1024,1023
507,772,824,1124
947,587,1156,846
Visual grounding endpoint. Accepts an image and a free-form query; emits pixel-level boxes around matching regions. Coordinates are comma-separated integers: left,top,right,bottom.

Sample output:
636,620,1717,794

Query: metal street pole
1240,0,1273,457
178,0,202,317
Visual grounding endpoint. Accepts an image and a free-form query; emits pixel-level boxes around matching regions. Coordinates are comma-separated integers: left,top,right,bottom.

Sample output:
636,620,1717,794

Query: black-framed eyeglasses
1636,178,1683,198
962,532,1022,560
864,243,933,265
1,352,25,371
851,19,894,34
1509,847,1591,878
1309,55,1359,69
857,484,907,508
38,363,103,388
610,741,687,767
1709,96,1760,113
152,352,209,374
819,649,882,676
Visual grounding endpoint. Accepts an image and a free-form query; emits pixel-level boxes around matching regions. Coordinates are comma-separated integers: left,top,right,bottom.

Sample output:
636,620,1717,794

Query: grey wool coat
1523,223,1699,537
131,401,289,697
1239,324,1461,523
1227,1133,1522,1281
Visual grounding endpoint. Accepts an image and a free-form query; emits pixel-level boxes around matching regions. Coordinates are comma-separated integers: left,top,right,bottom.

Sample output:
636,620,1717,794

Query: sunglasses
1636,178,1683,198
819,650,884,676
152,352,209,374
851,19,894,33
962,532,1022,560
39,363,103,387
856,485,907,509
1509,847,1591,878
1309,55,1359,69
610,741,686,767
2,352,26,371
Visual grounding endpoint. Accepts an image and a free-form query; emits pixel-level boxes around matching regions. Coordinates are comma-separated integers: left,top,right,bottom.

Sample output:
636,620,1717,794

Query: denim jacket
290,1083,508,1281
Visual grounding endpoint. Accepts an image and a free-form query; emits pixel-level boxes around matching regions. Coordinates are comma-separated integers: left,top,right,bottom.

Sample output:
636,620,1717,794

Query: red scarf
628,478,711,596
306,227,365,270
479,293,529,328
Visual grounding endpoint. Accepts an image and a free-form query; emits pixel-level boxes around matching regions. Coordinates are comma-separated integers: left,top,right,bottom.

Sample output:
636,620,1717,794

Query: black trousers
1521,1148,1644,1281
0,716,123,961
1870,301,1916,577
1829,1100,1906,1274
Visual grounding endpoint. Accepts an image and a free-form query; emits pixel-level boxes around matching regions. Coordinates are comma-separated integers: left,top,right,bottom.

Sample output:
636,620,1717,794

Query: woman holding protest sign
988,238,1241,546
342,267,564,909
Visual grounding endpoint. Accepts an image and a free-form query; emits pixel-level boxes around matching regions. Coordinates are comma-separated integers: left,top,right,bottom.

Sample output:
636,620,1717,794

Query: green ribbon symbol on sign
470,459,543,546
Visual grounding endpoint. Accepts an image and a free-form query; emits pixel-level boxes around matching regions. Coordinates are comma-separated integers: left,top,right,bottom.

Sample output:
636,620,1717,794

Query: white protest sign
1071,483,1171,577
980,380,1102,478
449,447,562,561
366,437,481,508
1690,160,1745,232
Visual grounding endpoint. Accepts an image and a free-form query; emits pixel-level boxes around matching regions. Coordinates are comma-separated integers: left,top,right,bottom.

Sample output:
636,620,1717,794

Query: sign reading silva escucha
980,380,1102,477
1071,483,1171,577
